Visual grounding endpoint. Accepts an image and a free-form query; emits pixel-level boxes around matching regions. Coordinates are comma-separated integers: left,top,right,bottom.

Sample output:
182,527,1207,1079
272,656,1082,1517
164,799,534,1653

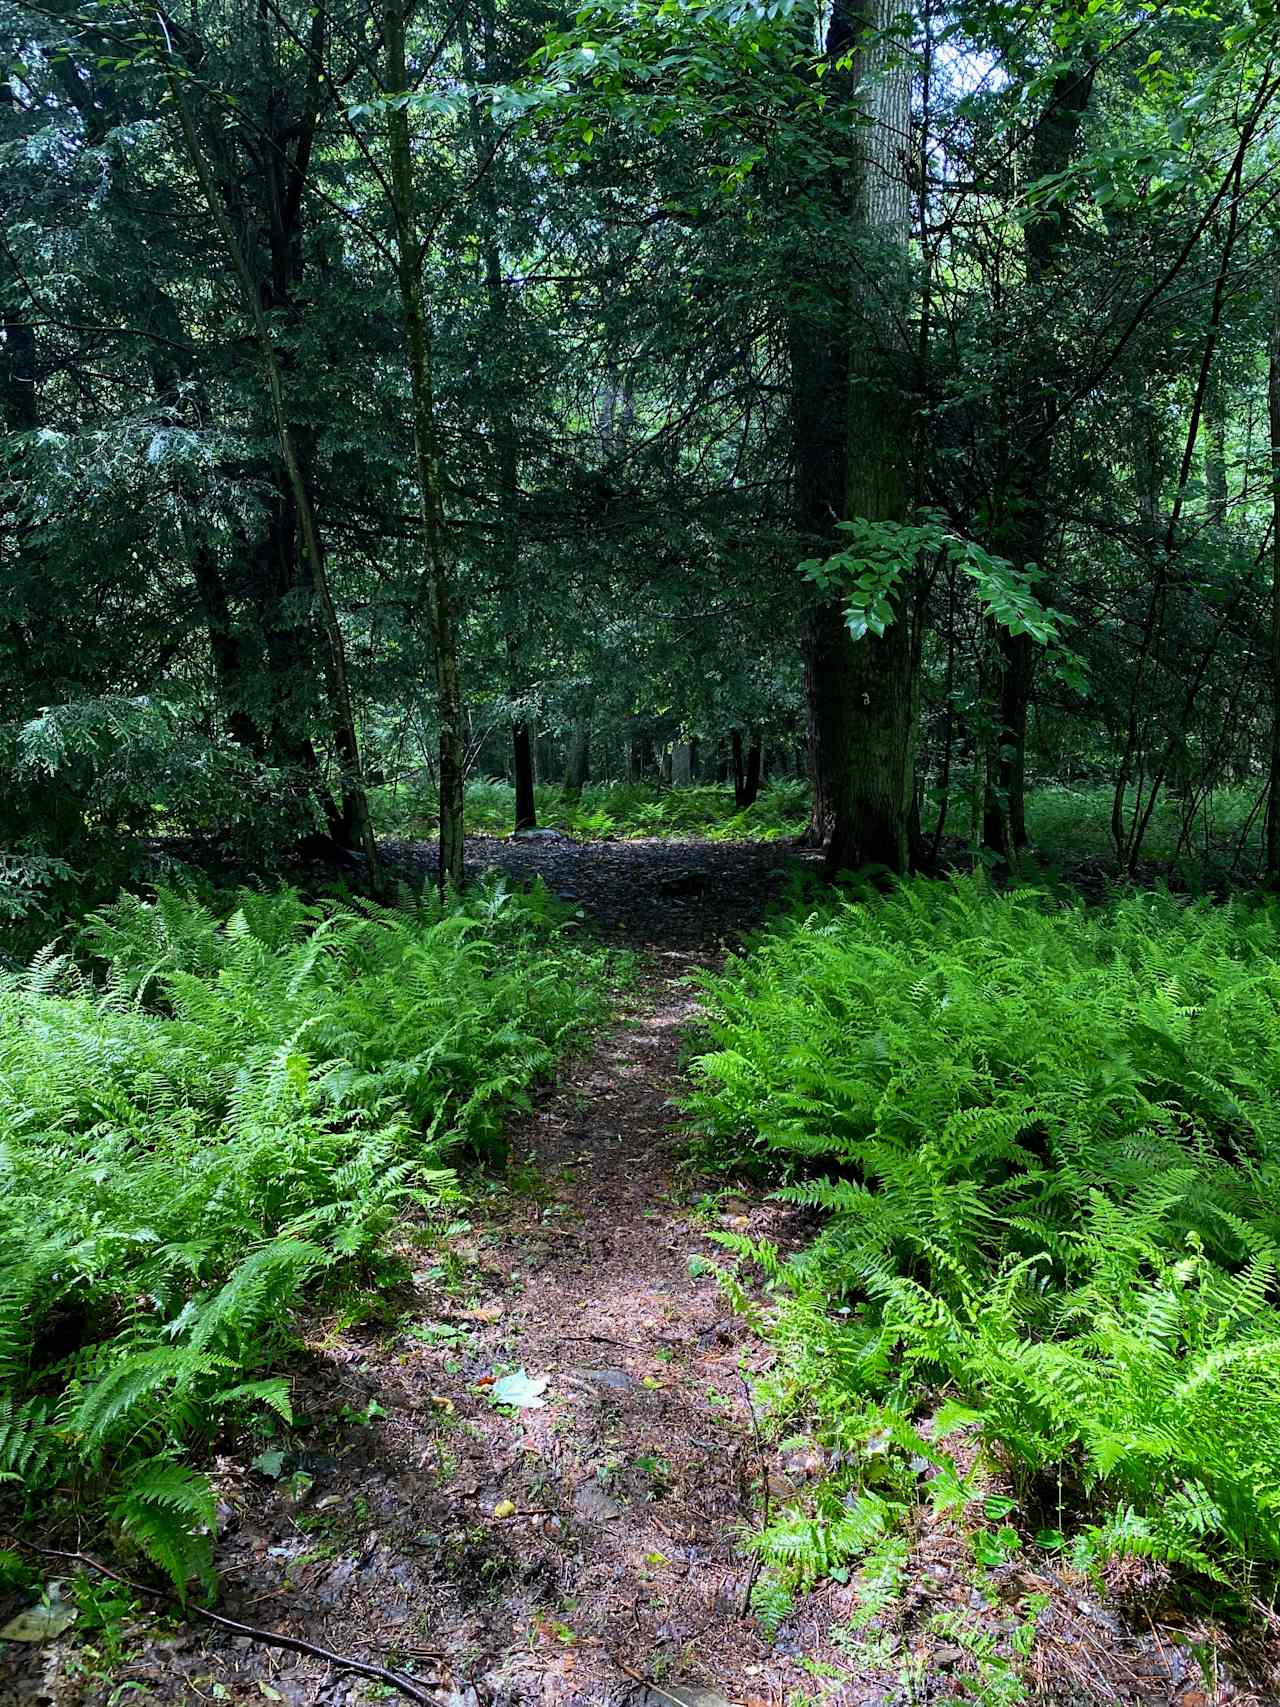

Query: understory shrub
0,878,608,1595
374,775,809,842
687,876,1280,1599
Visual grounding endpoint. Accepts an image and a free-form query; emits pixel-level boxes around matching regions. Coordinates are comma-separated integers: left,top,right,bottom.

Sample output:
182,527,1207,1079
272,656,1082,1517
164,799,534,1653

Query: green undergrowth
373,775,809,842
0,877,610,1597
687,875,1280,1627
1024,782,1266,887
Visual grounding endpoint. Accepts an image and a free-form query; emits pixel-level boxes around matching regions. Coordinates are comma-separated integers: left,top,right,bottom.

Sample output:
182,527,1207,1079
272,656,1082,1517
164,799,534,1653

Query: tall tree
384,0,466,890
800,0,917,874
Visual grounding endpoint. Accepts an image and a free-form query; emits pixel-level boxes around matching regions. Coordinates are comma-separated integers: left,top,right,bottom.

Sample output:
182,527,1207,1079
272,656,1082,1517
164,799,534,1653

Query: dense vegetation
7,0,1280,1689
0,881,608,1594
5,0,1280,897
690,877,1280,1619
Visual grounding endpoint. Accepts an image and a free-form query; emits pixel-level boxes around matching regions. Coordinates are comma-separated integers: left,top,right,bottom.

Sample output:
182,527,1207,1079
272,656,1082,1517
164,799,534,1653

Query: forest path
62,840,815,1707
28,838,1254,1707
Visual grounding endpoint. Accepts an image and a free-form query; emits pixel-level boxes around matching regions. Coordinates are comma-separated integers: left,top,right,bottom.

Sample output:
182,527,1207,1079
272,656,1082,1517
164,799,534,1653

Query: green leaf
489,1369,550,1409
1,1600,77,1642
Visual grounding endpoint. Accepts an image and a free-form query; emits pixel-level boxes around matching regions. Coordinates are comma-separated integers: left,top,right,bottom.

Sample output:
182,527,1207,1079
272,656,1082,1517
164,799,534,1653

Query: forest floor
6,838,1275,1707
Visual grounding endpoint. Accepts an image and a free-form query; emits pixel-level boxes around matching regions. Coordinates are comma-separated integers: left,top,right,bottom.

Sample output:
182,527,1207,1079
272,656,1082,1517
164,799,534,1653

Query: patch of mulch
4,841,1278,1707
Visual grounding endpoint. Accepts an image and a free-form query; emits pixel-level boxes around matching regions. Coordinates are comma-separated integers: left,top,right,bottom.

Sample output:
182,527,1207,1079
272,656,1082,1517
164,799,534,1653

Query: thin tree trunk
1265,280,1280,883
984,46,1095,858
384,0,464,892
460,3,534,836
164,53,381,883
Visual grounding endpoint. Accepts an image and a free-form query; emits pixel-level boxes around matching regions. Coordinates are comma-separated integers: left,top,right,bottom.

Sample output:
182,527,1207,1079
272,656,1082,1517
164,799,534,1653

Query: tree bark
564,715,591,796
384,0,465,891
805,0,916,876
1265,279,1280,883
984,45,1095,857
460,3,535,836
512,722,536,832
164,48,381,882
731,730,762,808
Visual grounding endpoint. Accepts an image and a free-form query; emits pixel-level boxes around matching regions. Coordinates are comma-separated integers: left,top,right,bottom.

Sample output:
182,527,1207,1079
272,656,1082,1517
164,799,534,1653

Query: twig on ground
5,1538,444,1707
614,1655,737,1706
736,1365,769,1617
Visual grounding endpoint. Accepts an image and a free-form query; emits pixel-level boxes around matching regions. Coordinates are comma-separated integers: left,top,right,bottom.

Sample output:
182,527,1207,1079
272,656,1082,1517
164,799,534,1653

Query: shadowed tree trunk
461,1,536,835
512,723,536,832
798,0,916,875
732,730,762,808
984,43,1096,857
564,712,591,796
164,38,381,882
385,0,465,890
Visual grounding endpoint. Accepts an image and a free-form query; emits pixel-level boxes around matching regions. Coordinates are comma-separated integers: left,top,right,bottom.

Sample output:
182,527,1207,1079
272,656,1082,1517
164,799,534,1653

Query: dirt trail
12,838,1264,1707
10,840,810,1707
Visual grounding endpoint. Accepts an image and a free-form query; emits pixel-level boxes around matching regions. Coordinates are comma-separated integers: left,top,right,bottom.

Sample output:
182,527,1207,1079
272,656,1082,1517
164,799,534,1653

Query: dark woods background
4,0,1280,914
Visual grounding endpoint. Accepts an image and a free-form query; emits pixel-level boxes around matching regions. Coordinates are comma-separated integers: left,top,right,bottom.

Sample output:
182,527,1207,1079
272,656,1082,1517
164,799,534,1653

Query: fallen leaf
489,1369,549,1409
251,1449,286,1479
1,1603,78,1643
492,1499,517,1519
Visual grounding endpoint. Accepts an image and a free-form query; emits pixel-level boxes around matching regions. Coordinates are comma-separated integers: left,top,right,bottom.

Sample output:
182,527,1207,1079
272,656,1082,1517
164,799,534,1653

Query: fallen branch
736,1366,769,1617
5,1539,441,1707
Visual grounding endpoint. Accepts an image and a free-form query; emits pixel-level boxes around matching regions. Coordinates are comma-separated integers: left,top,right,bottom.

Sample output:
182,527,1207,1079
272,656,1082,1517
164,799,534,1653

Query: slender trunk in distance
385,0,465,891
1265,281,1280,884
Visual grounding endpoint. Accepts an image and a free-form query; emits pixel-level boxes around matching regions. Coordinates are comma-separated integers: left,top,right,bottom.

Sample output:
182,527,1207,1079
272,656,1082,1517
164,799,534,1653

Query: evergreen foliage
689,877,1280,1592
0,879,608,1595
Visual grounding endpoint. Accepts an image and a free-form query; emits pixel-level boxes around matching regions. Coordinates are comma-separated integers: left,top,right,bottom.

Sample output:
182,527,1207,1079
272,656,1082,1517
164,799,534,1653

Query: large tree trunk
800,0,916,876
385,0,465,891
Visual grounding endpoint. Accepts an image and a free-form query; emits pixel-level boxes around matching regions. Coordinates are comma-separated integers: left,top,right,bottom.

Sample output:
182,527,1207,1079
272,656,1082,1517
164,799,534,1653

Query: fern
689,875,1280,1592
1,876,612,1593
108,1459,217,1602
